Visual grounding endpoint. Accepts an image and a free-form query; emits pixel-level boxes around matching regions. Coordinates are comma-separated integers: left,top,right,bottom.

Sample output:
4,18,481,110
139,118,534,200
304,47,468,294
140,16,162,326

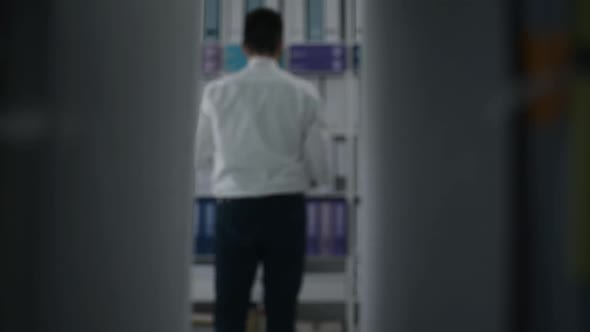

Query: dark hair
243,8,283,55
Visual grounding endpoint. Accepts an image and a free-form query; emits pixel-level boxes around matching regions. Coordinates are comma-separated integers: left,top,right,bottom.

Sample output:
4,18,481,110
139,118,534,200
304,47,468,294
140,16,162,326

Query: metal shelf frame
194,1,363,331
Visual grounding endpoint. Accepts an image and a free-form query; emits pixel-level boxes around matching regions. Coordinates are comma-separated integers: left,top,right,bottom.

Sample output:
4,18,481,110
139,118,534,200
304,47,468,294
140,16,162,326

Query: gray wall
359,0,512,331
1,1,200,331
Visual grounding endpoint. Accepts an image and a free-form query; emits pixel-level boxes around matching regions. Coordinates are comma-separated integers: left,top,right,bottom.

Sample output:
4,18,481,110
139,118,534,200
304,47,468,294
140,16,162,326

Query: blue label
224,44,248,72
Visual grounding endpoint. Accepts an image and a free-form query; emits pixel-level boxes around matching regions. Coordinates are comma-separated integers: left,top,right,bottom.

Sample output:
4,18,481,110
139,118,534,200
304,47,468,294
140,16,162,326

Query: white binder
224,0,245,44
264,0,280,10
355,0,364,42
324,0,342,42
284,0,305,43
325,77,349,133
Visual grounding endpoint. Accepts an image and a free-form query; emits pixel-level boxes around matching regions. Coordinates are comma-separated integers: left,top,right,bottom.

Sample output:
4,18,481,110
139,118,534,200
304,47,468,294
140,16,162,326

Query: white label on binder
227,0,245,44
324,0,342,42
284,0,305,43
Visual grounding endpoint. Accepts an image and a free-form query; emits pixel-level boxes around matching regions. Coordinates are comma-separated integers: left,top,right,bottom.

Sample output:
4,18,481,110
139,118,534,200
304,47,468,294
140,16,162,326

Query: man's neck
248,54,279,62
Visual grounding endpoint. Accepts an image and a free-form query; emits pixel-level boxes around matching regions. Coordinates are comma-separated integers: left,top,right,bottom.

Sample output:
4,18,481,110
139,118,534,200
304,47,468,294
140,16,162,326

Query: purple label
201,44,222,76
288,44,347,74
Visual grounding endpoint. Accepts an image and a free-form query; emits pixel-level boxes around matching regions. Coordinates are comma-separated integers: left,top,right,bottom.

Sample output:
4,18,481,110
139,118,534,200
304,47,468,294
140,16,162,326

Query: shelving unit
190,265,347,304
194,1,362,331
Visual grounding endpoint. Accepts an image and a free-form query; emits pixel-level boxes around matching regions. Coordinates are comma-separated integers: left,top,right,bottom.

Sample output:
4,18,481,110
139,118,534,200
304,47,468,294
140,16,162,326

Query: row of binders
201,0,362,76
193,197,348,256
202,0,362,44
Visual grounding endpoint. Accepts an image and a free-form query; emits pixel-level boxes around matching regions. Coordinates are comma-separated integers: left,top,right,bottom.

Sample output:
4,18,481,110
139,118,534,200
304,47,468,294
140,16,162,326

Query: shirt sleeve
302,92,331,188
194,85,215,170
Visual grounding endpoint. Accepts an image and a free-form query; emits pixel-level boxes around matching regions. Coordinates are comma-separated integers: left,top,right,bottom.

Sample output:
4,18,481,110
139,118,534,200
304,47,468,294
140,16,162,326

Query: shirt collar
247,56,279,69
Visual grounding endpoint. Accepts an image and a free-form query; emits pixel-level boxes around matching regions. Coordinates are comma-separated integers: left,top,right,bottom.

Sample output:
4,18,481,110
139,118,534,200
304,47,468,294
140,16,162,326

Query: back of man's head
243,8,283,57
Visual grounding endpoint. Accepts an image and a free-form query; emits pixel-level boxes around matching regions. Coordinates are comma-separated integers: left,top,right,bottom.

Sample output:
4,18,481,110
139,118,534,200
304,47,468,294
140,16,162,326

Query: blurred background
1,0,588,331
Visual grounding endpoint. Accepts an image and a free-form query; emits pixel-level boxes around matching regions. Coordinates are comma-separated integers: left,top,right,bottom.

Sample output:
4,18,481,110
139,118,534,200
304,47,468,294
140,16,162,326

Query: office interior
1,0,589,332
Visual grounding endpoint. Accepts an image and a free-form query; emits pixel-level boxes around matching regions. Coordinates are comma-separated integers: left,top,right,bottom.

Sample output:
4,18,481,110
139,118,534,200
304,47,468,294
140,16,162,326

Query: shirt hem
211,185,309,199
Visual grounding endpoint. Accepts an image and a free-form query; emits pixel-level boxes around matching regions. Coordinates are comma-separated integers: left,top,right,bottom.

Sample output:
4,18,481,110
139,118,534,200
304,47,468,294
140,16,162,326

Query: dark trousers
214,194,306,332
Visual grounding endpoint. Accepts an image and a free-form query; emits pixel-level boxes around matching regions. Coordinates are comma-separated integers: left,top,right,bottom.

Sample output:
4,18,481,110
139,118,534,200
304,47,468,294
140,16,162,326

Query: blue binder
193,199,200,255
306,200,321,256
196,199,208,254
204,200,217,254
332,199,347,255
319,199,334,256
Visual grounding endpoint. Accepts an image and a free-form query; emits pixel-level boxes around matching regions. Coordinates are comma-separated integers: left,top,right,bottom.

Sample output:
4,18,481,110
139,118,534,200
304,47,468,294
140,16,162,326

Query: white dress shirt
195,56,331,198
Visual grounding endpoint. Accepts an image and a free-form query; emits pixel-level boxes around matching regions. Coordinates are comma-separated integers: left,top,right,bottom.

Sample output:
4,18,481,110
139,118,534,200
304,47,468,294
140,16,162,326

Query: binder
324,0,342,42
193,199,202,255
245,1,281,13
245,0,264,12
204,200,217,254
325,77,349,132
264,0,280,10
201,44,222,77
226,0,245,44
332,200,347,255
332,139,347,191
284,0,306,43
289,44,347,74
306,200,321,255
307,0,324,41
197,199,209,254
319,200,333,255
203,0,221,41
355,0,364,43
